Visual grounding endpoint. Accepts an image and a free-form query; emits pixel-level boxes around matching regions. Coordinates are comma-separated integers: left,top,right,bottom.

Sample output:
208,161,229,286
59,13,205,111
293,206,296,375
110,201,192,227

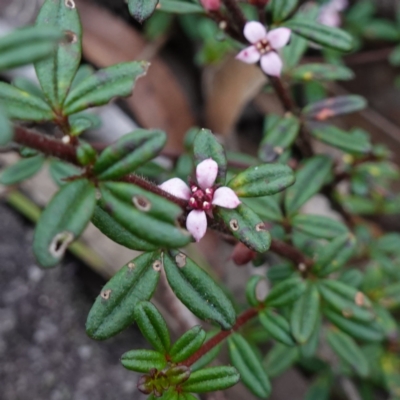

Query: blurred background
1,0,400,399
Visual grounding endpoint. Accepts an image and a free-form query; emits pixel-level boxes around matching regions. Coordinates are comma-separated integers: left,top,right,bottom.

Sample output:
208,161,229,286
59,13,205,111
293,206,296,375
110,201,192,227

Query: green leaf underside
266,276,307,307
35,0,82,108
313,233,357,277
128,0,158,22
318,280,374,322
181,366,240,393
86,251,161,340
291,214,348,239
284,20,354,52
0,26,63,71
163,251,236,330
193,129,227,184
228,333,271,398
169,326,206,363
290,63,354,82
228,164,295,197
121,349,167,373
326,329,369,377
91,204,157,251
285,155,333,216
63,61,149,115
134,301,171,354
33,179,96,268
291,282,320,344
303,95,367,120
217,204,271,253
0,155,45,185
93,129,166,180
100,185,190,248
0,82,54,121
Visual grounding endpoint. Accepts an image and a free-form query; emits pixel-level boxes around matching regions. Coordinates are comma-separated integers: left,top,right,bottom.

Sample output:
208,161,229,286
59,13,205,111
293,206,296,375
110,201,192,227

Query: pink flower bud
200,0,221,11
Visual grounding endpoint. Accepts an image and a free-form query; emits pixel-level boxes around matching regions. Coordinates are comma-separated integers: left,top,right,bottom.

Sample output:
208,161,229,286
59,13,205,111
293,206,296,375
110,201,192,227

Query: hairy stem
181,307,260,367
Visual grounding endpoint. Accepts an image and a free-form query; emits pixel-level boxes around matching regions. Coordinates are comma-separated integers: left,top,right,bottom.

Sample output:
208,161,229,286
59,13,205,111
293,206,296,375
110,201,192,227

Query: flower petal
318,6,340,27
260,51,283,77
244,21,267,43
196,158,218,190
186,210,207,242
332,0,348,11
212,187,241,209
267,27,291,49
236,45,261,64
159,178,191,200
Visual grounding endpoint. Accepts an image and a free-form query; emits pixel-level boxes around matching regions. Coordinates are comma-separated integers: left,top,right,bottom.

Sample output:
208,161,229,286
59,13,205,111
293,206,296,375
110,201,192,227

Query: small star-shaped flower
236,21,291,77
159,158,241,242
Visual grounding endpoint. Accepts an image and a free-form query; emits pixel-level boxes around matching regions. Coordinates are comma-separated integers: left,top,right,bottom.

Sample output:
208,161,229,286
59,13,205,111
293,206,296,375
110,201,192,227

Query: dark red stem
181,307,260,367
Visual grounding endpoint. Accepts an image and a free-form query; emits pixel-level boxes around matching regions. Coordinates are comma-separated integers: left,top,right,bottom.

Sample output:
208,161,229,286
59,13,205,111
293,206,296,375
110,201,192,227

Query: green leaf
33,179,96,268
281,32,308,70
291,282,320,344
0,26,63,71
227,164,294,197
259,114,300,161
0,83,54,121
63,61,149,115
193,129,227,184
0,155,45,185
323,308,384,342
35,0,82,108
310,125,372,155
217,204,271,253
93,129,166,180
69,112,101,136
303,95,367,120
265,276,307,307
228,333,271,398
304,373,333,400
284,155,333,216
284,20,354,52
291,214,348,240
241,195,283,222
91,204,157,251
246,276,268,306
48,159,81,186
134,301,171,354
313,233,357,277
259,309,296,346
263,343,299,378
378,282,400,310
164,251,236,330
326,329,369,377
100,184,190,248
128,0,159,22
103,182,181,224
157,0,203,14
389,45,400,66
290,63,354,82
169,326,206,363
318,280,374,322
271,0,298,22
121,349,167,373
181,366,240,393
363,19,400,41
85,251,161,340
12,77,46,101
300,314,321,358
0,106,12,146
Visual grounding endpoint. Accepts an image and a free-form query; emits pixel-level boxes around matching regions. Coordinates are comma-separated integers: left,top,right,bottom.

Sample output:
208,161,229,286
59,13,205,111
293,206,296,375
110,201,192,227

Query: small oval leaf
0,155,45,185
265,276,307,307
163,251,236,330
169,326,206,363
121,349,167,373
85,251,161,340
259,309,296,346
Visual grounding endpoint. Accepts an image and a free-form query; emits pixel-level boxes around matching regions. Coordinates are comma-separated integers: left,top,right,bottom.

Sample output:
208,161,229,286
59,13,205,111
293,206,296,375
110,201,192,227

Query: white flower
159,158,241,242
236,21,291,77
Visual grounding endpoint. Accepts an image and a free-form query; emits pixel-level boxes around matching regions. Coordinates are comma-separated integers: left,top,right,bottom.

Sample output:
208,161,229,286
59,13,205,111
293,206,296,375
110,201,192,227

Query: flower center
188,185,215,211
255,38,270,54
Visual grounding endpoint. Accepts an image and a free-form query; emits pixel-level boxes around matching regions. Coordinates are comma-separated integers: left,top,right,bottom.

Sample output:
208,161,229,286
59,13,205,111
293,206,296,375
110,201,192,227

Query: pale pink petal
212,187,241,209
236,45,261,64
244,21,268,43
267,28,291,49
332,0,348,11
318,7,341,27
196,158,218,190
186,210,207,242
260,52,283,77
159,178,191,200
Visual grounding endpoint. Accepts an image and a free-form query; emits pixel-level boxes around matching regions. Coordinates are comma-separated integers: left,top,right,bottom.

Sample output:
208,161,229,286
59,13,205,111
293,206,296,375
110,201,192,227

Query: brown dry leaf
77,0,195,151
